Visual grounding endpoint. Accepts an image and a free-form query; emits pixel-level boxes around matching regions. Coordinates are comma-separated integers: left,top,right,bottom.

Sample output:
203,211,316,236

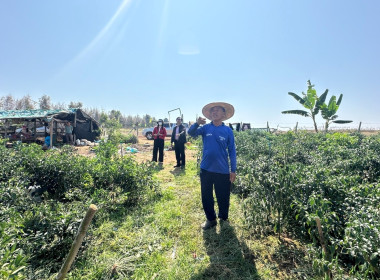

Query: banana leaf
281,110,309,117
288,92,305,105
333,120,353,124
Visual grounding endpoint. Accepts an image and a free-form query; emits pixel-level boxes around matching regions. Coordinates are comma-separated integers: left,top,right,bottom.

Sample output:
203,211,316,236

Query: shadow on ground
191,222,260,280
169,166,186,177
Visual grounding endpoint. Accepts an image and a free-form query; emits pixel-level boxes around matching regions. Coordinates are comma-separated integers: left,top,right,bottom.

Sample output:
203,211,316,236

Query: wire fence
250,122,380,132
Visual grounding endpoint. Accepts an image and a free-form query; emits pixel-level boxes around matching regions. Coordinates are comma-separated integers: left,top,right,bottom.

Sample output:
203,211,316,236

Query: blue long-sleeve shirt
188,122,236,174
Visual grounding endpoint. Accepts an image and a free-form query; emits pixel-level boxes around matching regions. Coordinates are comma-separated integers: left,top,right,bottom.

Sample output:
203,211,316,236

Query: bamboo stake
316,217,333,280
56,204,98,280
120,143,124,157
316,218,327,254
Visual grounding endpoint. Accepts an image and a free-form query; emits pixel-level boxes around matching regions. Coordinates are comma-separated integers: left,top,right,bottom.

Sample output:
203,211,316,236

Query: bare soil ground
74,129,378,159
356,130,380,136
75,135,198,166
121,139,198,165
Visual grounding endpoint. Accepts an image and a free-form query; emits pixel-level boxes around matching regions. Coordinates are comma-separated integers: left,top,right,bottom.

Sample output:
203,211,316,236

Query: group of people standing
151,117,186,168
152,101,236,230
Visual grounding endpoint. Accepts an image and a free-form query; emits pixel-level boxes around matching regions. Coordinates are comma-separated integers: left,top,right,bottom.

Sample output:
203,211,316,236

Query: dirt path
75,138,199,166
69,138,311,279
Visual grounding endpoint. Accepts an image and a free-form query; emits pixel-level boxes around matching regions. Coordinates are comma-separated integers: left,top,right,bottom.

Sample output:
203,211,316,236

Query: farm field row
1,130,379,279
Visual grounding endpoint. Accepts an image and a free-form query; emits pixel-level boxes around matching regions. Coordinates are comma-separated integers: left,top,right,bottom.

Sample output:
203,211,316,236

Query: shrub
0,141,158,278
124,134,138,144
234,131,380,278
108,132,138,144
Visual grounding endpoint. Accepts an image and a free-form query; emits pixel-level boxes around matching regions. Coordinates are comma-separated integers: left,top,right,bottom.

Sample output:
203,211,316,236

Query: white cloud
178,45,200,55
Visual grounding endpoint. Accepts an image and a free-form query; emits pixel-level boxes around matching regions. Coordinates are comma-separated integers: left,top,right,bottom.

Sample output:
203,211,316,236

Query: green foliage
108,132,138,144
320,94,353,131
235,130,380,278
342,184,380,276
99,112,122,137
0,141,158,278
93,140,119,159
0,222,27,279
283,80,353,132
124,134,138,144
282,80,328,132
188,135,203,168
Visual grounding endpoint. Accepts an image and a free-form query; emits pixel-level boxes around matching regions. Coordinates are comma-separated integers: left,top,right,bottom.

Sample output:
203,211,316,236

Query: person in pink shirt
152,119,167,163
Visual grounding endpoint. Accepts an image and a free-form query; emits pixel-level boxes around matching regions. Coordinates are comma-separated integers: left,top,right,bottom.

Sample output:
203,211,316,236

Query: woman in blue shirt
188,102,236,230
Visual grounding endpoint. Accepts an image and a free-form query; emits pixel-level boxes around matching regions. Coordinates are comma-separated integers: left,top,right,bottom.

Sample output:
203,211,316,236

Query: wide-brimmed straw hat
202,102,235,121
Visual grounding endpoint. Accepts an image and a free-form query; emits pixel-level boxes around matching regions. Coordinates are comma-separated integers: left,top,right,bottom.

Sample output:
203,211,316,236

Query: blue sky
1,0,379,129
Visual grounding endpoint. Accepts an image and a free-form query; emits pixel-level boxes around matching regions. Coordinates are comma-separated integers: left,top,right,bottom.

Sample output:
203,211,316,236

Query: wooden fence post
4,119,8,139
295,122,298,133
358,121,362,133
56,204,98,280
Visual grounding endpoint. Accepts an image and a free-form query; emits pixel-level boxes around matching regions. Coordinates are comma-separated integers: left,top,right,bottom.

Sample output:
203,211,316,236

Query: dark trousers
65,133,73,145
174,141,185,166
200,169,231,221
152,138,164,162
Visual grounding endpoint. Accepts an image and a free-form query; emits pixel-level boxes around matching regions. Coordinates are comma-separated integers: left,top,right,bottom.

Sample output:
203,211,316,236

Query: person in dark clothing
188,102,236,230
171,117,187,168
152,119,167,163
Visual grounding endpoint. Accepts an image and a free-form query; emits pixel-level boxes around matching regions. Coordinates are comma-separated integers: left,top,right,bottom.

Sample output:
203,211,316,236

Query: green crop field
234,131,380,278
0,131,379,279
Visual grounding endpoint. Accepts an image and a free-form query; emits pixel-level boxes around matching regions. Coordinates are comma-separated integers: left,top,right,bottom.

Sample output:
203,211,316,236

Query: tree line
0,94,157,128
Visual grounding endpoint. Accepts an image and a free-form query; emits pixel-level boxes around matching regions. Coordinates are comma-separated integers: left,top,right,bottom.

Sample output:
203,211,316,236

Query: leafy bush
0,140,158,278
342,184,380,277
108,132,138,144
124,134,138,144
0,221,28,279
234,131,380,278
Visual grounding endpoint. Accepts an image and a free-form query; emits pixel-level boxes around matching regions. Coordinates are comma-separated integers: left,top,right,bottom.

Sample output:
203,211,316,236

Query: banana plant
282,80,328,132
320,94,352,132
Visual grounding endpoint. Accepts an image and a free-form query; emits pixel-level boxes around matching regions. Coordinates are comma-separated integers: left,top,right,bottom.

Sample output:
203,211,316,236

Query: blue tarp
0,109,76,120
